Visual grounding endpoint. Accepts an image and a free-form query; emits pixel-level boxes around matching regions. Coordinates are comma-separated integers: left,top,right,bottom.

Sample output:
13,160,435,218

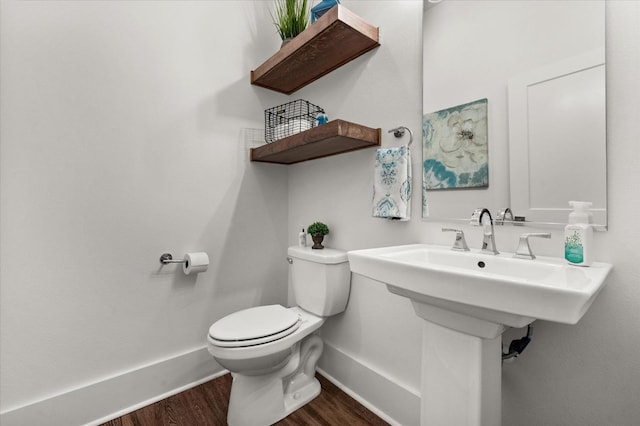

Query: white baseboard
318,342,421,426
0,346,224,426
1,342,420,426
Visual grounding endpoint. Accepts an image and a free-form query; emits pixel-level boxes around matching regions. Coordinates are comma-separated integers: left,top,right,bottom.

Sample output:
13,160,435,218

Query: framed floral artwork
422,98,488,216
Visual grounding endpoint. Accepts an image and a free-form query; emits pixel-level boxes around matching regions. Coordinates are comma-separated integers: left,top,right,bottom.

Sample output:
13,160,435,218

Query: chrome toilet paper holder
159,253,186,264
159,252,209,275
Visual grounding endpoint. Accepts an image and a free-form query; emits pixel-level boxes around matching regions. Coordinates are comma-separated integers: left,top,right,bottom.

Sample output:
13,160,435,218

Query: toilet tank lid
288,246,348,264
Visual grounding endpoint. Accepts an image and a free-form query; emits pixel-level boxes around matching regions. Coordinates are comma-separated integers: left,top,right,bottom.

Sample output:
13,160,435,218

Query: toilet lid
208,305,301,348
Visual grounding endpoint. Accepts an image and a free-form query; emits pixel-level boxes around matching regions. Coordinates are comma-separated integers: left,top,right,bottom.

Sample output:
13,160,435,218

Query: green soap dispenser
564,201,593,266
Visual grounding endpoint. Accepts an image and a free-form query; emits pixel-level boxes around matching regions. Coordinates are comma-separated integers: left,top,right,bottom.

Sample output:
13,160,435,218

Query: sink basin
348,243,612,425
348,244,612,330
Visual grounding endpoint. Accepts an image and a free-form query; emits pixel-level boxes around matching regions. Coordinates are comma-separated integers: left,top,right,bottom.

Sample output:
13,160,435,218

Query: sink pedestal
422,320,501,426
396,288,510,426
391,285,520,426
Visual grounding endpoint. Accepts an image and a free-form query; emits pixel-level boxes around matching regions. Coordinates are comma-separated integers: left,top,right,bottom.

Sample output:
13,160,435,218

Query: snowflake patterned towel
372,146,412,220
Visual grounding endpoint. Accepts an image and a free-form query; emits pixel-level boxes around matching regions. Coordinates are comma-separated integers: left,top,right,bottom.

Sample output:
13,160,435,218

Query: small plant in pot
307,222,329,249
271,0,310,47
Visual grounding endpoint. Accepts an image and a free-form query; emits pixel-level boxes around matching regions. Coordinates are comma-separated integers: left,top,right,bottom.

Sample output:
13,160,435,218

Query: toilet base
284,375,321,418
226,335,324,426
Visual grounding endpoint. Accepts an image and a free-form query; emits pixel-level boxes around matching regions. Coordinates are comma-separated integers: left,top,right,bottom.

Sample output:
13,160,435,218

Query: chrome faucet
470,208,499,255
496,207,514,225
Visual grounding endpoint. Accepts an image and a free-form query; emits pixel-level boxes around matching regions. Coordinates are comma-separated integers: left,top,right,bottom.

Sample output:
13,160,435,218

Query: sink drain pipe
502,325,533,361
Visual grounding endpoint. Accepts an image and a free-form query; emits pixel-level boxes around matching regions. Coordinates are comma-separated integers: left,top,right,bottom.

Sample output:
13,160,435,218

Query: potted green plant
307,221,329,249
271,0,310,47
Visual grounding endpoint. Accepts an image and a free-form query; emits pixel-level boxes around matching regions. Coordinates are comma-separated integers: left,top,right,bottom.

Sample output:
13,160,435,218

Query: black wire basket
265,99,325,143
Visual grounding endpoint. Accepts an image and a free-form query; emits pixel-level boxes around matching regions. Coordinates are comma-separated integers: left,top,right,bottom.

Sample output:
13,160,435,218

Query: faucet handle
442,228,470,252
514,233,551,260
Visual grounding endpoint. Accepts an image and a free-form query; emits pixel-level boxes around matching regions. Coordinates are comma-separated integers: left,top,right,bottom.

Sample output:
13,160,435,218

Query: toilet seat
209,305,301,348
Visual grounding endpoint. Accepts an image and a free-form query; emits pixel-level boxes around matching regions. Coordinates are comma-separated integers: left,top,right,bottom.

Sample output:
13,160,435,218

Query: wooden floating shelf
251,5,380,95
250,120,381,164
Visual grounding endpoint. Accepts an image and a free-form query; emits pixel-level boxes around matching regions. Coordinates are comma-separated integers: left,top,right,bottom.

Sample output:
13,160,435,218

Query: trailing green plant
307,221,329,236
271,0,310,41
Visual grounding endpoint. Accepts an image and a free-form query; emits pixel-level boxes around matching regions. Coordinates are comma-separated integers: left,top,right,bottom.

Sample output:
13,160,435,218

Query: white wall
290,1,640,425
0,1,291,423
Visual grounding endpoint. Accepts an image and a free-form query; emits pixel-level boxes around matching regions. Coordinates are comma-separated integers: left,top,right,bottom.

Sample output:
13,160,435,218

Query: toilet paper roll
183,252,209,275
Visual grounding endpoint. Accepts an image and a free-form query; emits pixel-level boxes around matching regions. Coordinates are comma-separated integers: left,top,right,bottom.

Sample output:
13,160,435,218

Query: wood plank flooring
101,373,390,426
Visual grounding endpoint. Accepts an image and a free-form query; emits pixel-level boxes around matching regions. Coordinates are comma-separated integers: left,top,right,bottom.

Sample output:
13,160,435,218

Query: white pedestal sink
348,244,612,426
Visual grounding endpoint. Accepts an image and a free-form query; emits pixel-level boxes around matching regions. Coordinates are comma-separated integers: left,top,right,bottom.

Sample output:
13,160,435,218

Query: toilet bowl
208,305,323,375
207,246,351,426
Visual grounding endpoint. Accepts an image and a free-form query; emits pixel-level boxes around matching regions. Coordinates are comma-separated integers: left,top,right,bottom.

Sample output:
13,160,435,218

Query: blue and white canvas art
422,99,489,216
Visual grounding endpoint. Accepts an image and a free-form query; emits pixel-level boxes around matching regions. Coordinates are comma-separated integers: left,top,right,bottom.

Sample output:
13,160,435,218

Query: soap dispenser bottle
564,201,593,266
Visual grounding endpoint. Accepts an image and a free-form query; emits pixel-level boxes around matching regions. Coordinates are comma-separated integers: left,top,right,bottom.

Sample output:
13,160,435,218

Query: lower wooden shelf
250,119,381,164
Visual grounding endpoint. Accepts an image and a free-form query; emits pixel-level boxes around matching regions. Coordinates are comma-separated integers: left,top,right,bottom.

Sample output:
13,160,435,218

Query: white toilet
207,246,351,426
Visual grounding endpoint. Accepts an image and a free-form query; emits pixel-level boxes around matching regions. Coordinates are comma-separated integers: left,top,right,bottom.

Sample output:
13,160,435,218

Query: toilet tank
287,246,351,317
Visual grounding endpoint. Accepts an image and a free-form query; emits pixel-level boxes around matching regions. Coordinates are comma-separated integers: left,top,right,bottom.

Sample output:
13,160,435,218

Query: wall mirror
422,0,606,229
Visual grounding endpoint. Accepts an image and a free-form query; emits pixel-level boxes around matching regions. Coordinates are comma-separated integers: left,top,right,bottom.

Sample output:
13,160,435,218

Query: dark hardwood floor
101,373,390,426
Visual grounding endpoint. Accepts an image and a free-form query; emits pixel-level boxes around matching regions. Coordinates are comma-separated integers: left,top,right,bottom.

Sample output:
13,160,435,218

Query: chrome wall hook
388,126,414,147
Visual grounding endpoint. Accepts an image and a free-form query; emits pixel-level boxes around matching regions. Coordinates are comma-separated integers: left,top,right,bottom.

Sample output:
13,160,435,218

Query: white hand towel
372,146,412,220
